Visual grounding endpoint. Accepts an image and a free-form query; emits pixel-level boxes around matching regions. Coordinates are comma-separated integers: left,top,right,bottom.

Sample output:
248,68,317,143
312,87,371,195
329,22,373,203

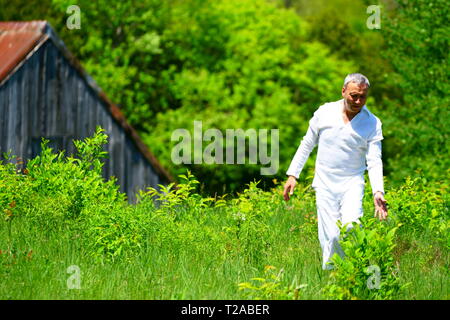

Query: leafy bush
323,173,449,300
0,127,133,259
387,176,449,248
323,217,404,300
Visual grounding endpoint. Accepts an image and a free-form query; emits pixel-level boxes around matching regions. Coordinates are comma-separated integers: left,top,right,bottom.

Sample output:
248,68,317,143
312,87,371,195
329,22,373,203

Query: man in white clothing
283,73,388,270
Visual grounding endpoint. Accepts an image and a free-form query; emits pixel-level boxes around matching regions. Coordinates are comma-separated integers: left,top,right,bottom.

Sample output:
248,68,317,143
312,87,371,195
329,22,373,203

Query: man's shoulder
319,100,341,109
314,100,341,115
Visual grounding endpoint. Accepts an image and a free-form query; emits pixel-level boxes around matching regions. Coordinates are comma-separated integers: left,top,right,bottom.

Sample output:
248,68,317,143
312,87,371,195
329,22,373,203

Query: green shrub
323,217,404,300
387,176,449,248
25,127,125,221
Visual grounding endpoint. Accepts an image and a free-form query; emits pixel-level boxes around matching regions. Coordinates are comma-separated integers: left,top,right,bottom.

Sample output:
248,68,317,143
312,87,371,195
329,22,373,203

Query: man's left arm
366,120,388,220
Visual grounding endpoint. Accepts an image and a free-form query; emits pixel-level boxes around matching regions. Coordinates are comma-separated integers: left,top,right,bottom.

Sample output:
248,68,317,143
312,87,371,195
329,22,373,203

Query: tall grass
0,129,448,299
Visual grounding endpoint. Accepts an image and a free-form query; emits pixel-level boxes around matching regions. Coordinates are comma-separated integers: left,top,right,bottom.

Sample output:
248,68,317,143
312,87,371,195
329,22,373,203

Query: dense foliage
0,0,448,300
0,0,447,194
380,0,449,184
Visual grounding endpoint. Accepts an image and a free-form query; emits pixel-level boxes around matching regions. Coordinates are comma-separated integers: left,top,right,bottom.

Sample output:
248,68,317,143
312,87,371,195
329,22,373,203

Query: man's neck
342,100,360,121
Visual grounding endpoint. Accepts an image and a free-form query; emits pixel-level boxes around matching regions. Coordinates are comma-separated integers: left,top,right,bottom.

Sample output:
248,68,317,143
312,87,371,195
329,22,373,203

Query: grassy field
0,180,448,299
0,187,326,299
0,133,448,300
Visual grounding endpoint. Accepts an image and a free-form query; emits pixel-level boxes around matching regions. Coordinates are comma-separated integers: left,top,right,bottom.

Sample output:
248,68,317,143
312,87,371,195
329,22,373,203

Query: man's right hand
283,176,297,201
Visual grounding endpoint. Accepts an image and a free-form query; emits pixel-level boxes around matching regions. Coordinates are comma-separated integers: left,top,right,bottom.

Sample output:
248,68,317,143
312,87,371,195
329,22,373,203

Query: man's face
342,82,369,113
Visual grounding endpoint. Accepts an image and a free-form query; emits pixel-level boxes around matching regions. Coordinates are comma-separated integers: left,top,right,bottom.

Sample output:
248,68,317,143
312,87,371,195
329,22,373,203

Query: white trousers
314,182,365,270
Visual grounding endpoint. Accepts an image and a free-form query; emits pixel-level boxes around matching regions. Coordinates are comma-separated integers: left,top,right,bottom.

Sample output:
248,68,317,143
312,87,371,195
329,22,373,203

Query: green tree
1,0,354,194
139,0,354,194
380,0,449,184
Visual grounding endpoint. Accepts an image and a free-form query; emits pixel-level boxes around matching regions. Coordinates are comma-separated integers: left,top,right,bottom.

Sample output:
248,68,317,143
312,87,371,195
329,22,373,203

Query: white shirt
286,99,384,195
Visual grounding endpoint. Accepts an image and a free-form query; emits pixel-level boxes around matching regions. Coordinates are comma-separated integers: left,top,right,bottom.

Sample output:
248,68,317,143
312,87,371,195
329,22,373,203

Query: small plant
72,126,109,175
229,181,271,265
238,265,307,300
141,170,216,224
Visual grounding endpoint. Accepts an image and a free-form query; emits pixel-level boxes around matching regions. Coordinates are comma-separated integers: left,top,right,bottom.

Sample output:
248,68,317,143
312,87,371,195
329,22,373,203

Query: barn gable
0,21,173,202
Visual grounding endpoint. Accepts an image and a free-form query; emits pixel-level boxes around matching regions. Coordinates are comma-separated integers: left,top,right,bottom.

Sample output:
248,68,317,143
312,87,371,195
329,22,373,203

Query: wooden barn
0,21,173,202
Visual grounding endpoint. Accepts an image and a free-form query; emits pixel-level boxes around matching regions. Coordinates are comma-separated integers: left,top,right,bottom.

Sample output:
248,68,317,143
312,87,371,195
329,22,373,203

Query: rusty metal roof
0,21,48,82
0,20,174,184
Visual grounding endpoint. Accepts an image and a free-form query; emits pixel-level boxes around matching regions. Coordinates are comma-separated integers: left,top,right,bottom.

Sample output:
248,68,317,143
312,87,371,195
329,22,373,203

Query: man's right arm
286,112,320,179
283,112,320,201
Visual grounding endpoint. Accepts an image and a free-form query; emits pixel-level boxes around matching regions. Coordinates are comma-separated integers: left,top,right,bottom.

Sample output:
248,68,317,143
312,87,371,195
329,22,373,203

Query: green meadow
0,131,448,299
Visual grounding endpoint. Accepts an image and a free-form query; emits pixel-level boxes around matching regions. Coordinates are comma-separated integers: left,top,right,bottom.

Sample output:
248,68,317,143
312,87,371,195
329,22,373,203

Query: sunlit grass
1,194,447,300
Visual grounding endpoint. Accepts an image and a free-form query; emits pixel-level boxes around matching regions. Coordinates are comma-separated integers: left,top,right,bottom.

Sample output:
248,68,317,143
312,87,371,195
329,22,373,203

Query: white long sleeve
366,124,384,195
286,112,319,179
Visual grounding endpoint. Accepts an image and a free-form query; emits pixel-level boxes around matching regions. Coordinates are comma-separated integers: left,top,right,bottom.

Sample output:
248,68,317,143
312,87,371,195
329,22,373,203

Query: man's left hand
374,191,388,221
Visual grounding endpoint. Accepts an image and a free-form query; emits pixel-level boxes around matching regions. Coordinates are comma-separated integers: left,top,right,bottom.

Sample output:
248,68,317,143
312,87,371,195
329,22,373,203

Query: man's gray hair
343,73,370,89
